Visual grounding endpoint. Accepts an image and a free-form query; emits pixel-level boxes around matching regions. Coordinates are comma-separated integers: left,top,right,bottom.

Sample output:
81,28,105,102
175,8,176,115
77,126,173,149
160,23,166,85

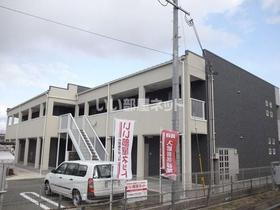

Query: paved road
1,178,74,210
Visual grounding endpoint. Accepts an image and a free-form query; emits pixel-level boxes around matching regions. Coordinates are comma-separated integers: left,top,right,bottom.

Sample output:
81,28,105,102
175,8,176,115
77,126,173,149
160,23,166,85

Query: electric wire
179,0,187,52
157,0,169,7
0,4,172,56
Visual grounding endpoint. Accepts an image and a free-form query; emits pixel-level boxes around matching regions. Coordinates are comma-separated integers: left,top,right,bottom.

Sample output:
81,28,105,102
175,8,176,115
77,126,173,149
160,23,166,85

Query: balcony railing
191,98,205,120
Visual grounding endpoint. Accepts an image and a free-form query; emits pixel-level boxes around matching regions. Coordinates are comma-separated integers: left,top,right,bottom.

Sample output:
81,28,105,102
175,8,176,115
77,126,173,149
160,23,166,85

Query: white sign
126,180,148,202
113,119,135,180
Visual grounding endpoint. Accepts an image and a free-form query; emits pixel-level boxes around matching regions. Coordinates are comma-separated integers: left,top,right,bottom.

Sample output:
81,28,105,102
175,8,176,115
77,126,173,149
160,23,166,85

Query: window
56,163,67,174
13,115,19,124
93,164,111,179
272,138,276,145
270,111,273,118
77,165,88,177
269,102,273,108
268,138,271,145
224,150,228,155
65,163,78,175
273,148,276,155
269,148,272,155
265,100,268,107
8,116,13,125
266,110,269,117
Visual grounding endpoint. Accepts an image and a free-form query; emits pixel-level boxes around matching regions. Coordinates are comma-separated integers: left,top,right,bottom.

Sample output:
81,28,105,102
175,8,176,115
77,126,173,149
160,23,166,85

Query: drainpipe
105,83,110,161
181,59,186,188
40,91,49,175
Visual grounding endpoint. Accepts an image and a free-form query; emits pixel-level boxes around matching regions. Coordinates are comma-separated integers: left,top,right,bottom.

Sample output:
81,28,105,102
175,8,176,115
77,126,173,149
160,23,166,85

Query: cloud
0,54,78,90
261,0,280,13
261,0,280,24
0,104,8,132
0,0,245,58
266,16,280,24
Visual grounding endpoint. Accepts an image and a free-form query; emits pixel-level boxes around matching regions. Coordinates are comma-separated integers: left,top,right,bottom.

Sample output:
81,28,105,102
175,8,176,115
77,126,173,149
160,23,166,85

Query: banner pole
109,166,112,210
110,119,115,210
159,128,163,203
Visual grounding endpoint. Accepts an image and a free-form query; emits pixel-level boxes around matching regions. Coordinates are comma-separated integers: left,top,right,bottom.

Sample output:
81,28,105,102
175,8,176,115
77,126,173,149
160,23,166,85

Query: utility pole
159,1,191,205
171,1,179,131
171,0,180,181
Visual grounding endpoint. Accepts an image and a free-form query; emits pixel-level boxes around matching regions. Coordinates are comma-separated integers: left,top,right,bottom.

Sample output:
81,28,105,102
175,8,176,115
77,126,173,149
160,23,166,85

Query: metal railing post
58,194,62,209
230,176,233,198
124,186,127,210
171,181,175,210
160,175,163,203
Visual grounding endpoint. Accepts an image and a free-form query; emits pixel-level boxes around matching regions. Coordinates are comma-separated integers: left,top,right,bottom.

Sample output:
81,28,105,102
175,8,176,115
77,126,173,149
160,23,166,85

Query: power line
178,0,187,52
0,4,172,56
157,0,169,7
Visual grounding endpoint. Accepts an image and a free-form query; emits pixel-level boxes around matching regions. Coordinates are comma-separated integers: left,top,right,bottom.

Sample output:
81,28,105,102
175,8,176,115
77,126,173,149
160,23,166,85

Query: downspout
40,91,49,175
181,59,186,188
15,106,21,164
105,83,110,161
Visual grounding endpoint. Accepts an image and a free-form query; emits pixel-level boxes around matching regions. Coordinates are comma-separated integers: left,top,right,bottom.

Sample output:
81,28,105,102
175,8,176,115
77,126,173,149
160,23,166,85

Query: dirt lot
204,190,280,210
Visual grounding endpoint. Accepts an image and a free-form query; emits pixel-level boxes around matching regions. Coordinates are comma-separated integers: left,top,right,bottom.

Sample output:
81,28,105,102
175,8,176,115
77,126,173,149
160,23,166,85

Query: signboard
113,119,135,180
126,180,147,202
160,130,179,179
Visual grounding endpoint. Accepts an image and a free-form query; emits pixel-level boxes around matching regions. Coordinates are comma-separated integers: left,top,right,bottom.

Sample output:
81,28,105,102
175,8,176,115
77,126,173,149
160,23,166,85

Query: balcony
191,98,205,120
86,98,207,136
6,117,46,139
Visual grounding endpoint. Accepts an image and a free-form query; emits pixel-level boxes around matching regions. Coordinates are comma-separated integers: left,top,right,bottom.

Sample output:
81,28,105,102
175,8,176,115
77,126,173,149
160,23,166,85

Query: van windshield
93,164,111,179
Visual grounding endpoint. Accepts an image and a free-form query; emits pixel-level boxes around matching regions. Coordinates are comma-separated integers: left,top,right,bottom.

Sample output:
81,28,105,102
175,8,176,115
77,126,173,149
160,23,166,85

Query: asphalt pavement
1,178,74,210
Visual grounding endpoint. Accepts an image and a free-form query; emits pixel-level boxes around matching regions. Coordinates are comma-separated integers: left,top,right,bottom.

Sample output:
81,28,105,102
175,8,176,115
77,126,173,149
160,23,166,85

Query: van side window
56,163,67,174
65,163,78,175
93,164,111,179
77,165,88,177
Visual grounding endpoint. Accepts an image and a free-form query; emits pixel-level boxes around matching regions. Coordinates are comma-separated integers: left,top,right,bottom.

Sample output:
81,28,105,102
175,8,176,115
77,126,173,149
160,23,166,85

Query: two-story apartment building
5,50,280,186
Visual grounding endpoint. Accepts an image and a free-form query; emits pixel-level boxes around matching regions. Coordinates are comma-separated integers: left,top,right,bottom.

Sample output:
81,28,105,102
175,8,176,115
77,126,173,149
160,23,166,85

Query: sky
0,0,279,132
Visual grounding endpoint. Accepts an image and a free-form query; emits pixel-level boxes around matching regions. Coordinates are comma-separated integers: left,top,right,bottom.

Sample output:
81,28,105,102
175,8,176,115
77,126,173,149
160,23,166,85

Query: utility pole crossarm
165,0,190,16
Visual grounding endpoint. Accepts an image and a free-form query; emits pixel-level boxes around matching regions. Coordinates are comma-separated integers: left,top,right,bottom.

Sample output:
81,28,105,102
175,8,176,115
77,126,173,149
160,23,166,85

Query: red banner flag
160,130,178,179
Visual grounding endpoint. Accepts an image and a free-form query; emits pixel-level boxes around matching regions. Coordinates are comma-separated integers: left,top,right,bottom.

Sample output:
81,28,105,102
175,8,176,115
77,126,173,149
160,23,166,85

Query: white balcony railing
77,98,206,121
191,98,205,120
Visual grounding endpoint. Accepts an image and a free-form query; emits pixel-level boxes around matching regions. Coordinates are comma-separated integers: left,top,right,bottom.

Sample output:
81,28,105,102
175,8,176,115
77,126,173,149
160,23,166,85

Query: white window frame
265,100,269,107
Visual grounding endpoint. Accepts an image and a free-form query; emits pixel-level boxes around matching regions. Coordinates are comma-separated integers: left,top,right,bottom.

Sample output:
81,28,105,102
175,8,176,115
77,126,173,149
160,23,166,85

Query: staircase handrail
84,116,109,161
67,114,93,160
80,127,101,160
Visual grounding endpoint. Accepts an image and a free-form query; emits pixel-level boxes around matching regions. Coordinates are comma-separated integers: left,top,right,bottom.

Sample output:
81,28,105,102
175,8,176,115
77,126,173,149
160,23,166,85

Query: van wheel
72,190,82,207
44,181,52,196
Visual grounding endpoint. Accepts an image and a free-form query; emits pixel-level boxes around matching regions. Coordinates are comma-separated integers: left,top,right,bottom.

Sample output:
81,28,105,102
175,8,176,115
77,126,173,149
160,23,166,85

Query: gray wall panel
204,50,279,168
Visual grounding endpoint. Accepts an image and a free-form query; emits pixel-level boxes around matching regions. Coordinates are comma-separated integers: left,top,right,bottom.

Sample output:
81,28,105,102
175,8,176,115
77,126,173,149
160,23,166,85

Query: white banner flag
113,119,135,180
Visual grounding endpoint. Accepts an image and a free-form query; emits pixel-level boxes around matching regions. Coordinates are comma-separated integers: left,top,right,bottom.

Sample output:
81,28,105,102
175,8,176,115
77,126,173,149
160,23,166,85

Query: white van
44,160,125,206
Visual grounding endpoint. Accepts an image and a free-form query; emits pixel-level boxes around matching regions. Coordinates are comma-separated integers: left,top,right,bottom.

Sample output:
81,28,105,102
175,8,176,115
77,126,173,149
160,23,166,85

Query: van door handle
59,177,62,179
69,178,73,181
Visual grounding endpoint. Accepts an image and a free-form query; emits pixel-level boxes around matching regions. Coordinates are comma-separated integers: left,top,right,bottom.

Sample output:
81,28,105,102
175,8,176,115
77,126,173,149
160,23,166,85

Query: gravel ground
203,190,280,210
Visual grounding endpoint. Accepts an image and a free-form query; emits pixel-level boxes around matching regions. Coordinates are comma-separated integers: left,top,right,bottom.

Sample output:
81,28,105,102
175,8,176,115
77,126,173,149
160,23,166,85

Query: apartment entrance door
145,136,160,177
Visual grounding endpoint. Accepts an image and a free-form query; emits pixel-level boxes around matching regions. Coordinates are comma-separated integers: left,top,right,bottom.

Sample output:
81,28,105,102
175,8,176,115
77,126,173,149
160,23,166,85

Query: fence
1,166,274,210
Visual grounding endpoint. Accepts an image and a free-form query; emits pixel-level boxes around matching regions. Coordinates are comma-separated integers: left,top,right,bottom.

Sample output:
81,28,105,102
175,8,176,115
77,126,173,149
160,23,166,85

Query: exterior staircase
58,113,108,162
80,129,99,160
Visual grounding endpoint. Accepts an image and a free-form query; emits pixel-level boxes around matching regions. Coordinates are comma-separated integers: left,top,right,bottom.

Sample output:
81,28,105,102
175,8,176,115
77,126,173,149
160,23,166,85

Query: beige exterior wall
6,84,80,170
6,52,207,178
